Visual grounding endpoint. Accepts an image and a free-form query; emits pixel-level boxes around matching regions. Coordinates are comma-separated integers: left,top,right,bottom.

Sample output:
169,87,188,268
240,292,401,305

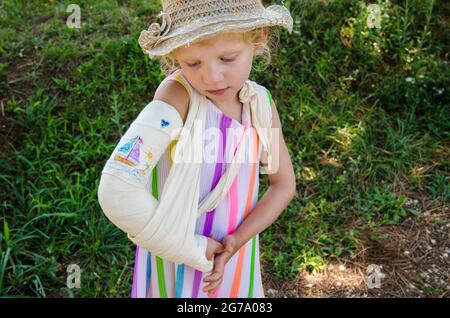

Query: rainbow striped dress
131,69,266,298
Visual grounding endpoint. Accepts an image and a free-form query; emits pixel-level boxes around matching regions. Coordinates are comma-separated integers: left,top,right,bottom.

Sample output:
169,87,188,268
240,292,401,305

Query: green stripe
152,166,159,198
267,89,273,106
156,257,167,297
247,236,257,297
152,166,167,298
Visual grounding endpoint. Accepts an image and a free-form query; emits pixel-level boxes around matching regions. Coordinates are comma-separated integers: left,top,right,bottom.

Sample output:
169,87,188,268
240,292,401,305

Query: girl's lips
207,87,228,95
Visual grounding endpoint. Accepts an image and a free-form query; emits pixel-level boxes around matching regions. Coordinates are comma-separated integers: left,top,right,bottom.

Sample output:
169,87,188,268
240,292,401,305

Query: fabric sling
98,79,273,272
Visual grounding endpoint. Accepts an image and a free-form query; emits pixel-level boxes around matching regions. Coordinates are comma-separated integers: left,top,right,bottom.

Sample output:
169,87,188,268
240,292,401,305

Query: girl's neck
206,91,242,111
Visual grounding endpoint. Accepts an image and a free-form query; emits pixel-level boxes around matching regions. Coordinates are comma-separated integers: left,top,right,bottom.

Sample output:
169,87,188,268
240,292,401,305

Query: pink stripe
226,125,248,236
227,177,239,235
211,174,238,298
210,282,221,298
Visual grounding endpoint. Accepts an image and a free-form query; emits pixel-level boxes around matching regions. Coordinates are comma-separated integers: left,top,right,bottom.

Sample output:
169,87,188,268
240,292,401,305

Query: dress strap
162,69,193,100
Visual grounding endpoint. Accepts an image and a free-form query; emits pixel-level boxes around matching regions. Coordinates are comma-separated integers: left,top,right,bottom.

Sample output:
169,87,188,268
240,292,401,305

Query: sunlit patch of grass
1,0,448,296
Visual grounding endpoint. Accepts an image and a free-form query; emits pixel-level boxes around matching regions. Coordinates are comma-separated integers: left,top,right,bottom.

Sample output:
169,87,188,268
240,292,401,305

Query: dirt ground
262,205,449,298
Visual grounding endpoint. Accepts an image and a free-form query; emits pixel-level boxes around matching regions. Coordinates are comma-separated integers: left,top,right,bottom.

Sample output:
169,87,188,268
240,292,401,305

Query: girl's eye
187,57,235,67
221,57,235,63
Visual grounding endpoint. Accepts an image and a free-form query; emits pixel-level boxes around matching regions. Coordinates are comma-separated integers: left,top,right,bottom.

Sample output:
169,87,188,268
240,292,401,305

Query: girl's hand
203,235,240,297
205,237,224,261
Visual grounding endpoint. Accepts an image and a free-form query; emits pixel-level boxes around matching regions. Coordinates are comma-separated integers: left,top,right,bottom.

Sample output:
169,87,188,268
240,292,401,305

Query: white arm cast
97,100,213,272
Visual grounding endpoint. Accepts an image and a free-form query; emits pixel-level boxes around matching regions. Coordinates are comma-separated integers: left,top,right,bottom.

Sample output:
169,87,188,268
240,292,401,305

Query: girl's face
173,32,255,108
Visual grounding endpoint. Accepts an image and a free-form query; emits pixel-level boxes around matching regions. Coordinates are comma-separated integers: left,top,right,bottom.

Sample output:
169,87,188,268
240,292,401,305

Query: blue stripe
145,251,152,297
175,264,185,298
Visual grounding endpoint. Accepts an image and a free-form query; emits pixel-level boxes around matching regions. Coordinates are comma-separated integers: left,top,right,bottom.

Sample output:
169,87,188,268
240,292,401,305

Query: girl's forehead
197,32,243,45
174,32,248,56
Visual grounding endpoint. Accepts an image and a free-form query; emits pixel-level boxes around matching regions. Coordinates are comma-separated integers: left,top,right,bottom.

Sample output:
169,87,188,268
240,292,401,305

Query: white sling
98,79,273,272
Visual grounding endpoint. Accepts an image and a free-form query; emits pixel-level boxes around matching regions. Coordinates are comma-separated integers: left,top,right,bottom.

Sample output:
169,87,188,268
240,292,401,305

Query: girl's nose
203,63,224,85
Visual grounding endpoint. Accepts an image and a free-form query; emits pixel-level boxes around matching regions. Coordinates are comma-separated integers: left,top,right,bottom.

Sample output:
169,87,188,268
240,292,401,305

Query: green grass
1,0,449,296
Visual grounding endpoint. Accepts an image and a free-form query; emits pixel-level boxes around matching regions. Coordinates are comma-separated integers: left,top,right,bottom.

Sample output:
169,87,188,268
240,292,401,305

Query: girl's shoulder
160,69,194,100
154,69,191,124
248,80,275,107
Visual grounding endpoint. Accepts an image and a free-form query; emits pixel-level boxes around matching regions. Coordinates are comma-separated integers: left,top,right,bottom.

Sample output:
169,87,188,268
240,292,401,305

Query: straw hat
138,0,293,57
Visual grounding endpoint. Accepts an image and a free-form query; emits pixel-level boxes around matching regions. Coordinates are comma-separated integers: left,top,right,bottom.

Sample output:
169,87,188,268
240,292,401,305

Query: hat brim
141,5,293,57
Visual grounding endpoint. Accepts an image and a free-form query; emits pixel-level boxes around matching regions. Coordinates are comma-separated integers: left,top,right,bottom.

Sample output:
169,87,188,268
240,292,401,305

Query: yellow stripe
169,140,178,166
175,76,192,99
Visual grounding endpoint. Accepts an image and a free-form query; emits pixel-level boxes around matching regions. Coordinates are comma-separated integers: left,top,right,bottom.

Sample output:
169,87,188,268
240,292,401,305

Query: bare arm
231,100,297,249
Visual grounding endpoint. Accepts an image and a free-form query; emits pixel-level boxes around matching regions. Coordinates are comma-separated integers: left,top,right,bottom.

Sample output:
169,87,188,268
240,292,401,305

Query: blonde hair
158,27,278,76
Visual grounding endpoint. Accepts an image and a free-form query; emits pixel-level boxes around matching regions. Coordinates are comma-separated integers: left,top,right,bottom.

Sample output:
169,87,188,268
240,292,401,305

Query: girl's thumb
216,242,225,253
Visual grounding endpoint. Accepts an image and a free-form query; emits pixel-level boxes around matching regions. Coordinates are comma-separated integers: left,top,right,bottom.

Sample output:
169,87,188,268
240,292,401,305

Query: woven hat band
163,0,264,27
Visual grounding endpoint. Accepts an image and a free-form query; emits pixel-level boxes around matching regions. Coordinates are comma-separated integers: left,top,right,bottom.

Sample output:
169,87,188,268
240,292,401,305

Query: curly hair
157,27,279,76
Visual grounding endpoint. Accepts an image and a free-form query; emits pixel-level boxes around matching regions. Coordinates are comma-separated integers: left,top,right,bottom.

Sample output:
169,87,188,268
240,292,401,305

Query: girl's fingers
204,271,221,282
203,274,222,286
203,275,221,288
207,280,223,296
203,278,223,293
204,257,226,282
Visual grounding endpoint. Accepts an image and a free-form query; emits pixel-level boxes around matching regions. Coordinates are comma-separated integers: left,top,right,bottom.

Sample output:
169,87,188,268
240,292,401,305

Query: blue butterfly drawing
161,119,170,128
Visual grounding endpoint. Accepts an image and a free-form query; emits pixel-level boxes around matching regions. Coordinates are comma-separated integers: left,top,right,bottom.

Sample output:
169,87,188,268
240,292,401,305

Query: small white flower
267,288,278,296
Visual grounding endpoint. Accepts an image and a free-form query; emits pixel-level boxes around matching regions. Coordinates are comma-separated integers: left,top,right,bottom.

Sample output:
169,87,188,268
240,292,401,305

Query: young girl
98,0,296,298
